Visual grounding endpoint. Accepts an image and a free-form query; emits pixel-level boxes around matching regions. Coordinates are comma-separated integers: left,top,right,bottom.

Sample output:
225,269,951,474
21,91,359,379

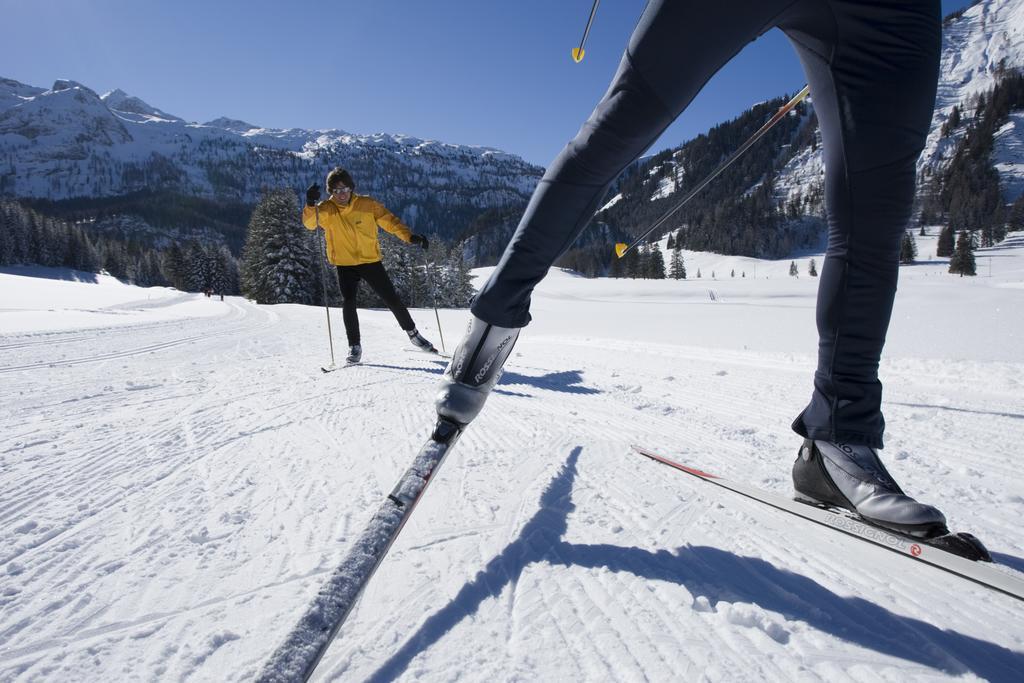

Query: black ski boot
346,344,362,364
408,328,437,354
435,315,520,426
793,440,948,537
793,440,991,561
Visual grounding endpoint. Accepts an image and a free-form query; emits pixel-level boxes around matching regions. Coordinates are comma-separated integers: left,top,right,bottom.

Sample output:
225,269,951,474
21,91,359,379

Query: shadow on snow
359,362,601,398
362,447,1024,682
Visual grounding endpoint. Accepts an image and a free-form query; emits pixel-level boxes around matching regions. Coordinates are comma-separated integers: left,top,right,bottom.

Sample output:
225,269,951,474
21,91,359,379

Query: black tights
337,261,415,346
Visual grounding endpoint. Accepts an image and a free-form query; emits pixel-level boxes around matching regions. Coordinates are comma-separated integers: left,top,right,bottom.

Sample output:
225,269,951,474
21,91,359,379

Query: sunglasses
330,186,352,195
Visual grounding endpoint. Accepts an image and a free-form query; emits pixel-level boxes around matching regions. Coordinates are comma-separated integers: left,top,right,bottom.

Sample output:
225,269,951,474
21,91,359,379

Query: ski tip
571,47,585,63
322,362,359,372
630,445,718,479
614,242,628,258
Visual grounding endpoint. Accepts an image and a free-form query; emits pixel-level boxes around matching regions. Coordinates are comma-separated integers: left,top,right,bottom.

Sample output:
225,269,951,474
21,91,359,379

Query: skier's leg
359,262,416,332
360,262,436,351
780,1,947,535
337,266,361,347
439,0,794,427
471,0,796,329
781,0,941,448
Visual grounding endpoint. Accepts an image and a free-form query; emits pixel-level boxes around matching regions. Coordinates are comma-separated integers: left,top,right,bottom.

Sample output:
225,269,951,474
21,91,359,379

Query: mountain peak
101,88,181,121
204,117,258,132
51,79,98,97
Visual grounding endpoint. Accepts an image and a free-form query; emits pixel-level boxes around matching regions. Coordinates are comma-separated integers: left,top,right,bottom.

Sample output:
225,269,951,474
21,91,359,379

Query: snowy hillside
0,77,542,225
776,0,1024,209
1,230,1022,680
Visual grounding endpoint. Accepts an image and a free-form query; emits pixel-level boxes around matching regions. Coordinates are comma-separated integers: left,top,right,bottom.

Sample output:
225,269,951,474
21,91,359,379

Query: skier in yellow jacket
303,167,435,364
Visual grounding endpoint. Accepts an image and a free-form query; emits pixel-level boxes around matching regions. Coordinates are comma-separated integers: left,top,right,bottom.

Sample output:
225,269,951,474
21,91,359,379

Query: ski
631,445,1024,603
321,362,359,373
257,419,463,682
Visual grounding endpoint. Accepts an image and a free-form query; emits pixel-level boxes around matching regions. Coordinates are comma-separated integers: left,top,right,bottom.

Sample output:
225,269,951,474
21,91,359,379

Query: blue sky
2,0,975,166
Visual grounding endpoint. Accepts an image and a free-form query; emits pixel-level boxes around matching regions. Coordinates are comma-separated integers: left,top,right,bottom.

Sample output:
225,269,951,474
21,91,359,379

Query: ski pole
614,85,811,259
315,204,337,368
572,0,600,63
421,245,446,354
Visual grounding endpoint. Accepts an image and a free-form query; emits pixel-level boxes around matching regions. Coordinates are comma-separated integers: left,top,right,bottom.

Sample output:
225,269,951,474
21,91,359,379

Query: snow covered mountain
919,0,1024,194
608,0,1024,257
781,0,1024,213
0,77,542,236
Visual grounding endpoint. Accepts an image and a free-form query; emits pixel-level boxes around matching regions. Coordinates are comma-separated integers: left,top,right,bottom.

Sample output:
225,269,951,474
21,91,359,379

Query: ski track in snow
1,241,1024,681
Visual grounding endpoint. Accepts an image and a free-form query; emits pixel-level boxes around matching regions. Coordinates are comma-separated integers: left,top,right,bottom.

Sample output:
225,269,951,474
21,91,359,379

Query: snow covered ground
1,234,1023,681
0,266,225,334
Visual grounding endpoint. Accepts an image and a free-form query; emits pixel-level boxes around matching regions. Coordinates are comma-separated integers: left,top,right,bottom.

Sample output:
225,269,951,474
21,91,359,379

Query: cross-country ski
631,445,1024,603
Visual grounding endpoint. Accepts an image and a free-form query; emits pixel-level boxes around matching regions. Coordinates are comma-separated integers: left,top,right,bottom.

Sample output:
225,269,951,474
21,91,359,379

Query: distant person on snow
303,167,436,364
435,1,959,542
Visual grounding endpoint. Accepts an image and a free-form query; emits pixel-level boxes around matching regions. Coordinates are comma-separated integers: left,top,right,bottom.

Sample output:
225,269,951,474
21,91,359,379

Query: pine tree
137,250,166,287
808,258,818,277
623,247,641,279
443,242,475,307
789,261,798,277
669,245,686,279
210,245,239,295
240,189,319,304
987,202,1007,246
0,204,9,265
102,242,129,279
162,243,186,290
609,253,624,278
941,105,961,136
948,230,977,276
421,239,445,307
68,228,100,273
1009,194,1024,232
184,241,210,292
899,232,918,264
696,268,701,279
648,243,666,279
936,225,955,257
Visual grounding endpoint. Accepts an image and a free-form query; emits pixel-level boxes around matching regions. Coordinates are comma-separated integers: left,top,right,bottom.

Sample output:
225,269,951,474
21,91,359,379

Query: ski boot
435,315,520,426
793,440,990,560
408,328,437,354
346,344,362,364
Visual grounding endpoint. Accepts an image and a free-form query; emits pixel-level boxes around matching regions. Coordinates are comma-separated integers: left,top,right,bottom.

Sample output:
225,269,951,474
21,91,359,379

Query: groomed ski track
1,247,1023,680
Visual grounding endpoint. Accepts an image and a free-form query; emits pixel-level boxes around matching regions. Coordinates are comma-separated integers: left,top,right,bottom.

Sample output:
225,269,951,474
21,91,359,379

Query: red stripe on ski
633,446,719,479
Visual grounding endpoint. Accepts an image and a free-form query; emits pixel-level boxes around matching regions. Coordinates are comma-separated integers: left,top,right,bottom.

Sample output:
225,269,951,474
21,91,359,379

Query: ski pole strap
614,84,811,259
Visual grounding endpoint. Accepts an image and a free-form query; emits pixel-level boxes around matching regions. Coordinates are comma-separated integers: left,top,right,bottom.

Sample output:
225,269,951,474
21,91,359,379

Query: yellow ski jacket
302,195,413,266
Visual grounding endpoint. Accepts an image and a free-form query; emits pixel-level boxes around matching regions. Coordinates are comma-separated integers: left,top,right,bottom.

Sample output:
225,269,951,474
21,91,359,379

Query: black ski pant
336,261,416,346
470,0,940,449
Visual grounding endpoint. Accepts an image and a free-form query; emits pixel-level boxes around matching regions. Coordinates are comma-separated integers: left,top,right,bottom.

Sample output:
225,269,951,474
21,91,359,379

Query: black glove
410,234,429,250
305,183,321,207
